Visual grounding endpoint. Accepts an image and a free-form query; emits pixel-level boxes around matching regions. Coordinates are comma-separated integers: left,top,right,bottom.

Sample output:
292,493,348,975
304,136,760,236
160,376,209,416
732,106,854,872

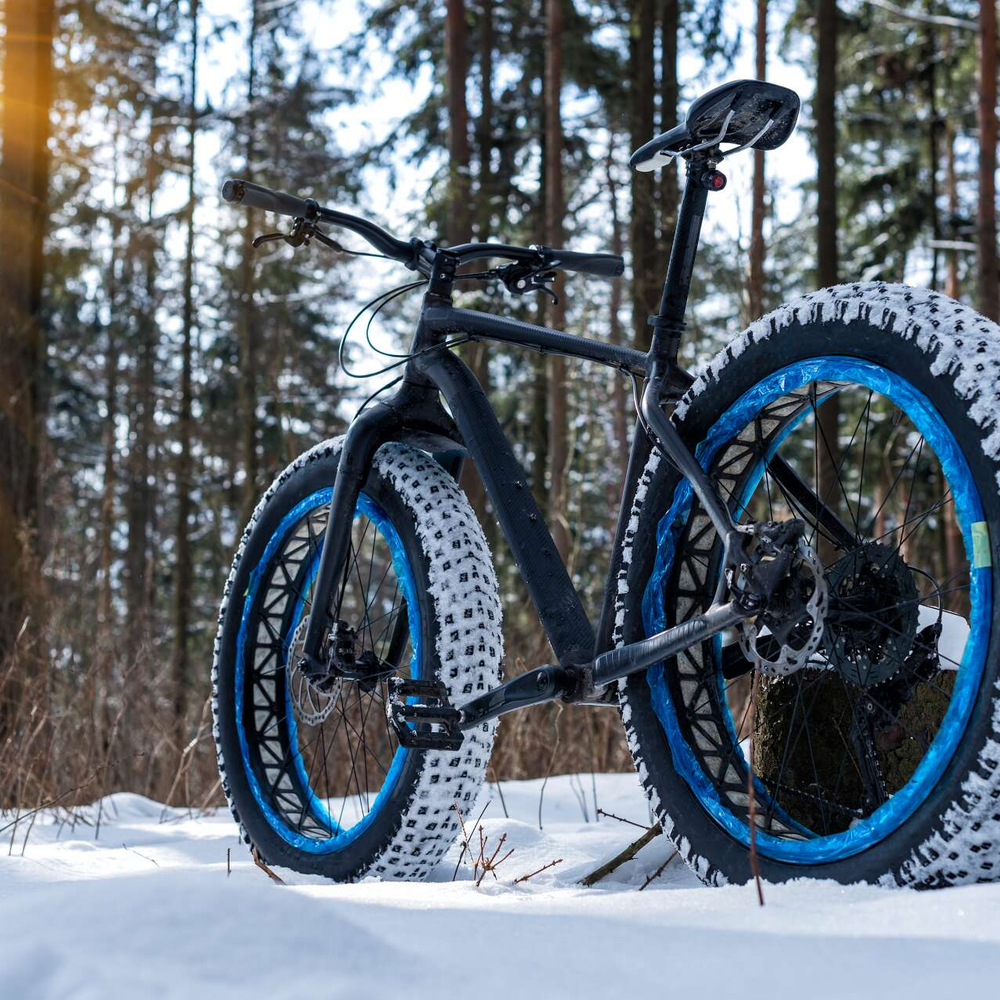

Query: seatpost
647,156,725,372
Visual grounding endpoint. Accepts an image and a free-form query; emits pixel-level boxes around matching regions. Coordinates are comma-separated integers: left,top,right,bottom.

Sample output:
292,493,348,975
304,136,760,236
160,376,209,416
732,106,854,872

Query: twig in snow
1,771,101,840
252,846,285,884
747,667,765,907
568,772,590,822
638,848,679,890
579,823,662,887
227,848,231,877
514,858,563,884
489,767,509,819
596,808,649,831
122,842,160,867
451,801,471,881
451,798,490,881
474,828,514,887
537,702,563,830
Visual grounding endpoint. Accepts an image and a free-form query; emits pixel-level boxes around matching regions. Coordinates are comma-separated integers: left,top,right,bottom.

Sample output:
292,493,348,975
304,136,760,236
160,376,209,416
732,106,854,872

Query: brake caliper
735,520,829,676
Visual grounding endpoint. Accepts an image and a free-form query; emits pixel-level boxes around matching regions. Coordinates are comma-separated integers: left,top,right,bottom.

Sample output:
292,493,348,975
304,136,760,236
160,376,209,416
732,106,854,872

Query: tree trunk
445,0,471,246
815,0,839,290
545,0,570,562
815,0,840,564
977,0,998,321
124,173,160,666
630,0,657,352
945,118,960,300
747,0,767,323
171,0,199,749
658,0,680,248
0,0,55,665
459,0,492,531
758,0,844,807
605,149,629,492
98,122,125,660
532,38,548,512
475,0,494,241
239,0,260,527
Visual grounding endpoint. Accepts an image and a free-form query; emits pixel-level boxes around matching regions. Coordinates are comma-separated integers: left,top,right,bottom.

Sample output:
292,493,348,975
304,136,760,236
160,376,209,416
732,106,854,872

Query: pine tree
747,0,768,322
977,0,998,319
0,0,55,668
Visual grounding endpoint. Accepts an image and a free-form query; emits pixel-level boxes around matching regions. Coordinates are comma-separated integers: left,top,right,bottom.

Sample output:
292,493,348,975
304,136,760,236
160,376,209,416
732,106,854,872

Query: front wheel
618,283,1000,887
213,439,502,881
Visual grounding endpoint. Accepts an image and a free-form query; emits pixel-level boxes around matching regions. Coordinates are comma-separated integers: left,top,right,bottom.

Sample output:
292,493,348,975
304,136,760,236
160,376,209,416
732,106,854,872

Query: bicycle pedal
391,678,449,700
388,679,464,751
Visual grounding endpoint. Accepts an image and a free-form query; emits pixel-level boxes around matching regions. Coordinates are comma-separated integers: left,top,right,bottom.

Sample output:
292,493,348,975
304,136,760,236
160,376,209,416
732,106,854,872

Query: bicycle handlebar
221,178,312,217
538,247,625,278
221,177,624,280
222,177,418,264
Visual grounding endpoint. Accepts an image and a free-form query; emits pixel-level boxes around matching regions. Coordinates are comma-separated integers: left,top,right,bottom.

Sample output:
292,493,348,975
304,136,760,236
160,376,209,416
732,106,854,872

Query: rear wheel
618,284,1000,887
213,439,502,881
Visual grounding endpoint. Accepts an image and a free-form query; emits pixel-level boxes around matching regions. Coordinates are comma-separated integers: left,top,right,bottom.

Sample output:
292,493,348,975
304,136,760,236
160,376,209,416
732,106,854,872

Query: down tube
413,348,596,666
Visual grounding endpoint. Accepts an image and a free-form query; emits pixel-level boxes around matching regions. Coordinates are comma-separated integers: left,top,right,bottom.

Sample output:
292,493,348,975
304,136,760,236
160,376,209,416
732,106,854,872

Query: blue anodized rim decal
235,488,421,854
642,357,990,864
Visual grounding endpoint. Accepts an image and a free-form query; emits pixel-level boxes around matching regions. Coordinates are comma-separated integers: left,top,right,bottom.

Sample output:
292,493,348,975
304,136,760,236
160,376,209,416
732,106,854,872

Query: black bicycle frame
297,156,847,729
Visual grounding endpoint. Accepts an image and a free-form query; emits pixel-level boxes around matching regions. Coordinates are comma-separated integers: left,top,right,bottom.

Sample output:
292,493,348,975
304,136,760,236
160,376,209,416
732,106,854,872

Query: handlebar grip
546,248,625,279
222,178,312,218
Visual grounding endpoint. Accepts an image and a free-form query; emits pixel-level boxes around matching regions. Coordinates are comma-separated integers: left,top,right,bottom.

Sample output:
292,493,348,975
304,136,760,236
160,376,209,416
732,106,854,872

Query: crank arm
457,665,573,730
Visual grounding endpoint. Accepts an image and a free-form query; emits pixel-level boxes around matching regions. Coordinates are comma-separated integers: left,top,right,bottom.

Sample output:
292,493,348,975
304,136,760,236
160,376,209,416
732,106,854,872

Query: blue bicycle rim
235,488,421,854
643,358,991,864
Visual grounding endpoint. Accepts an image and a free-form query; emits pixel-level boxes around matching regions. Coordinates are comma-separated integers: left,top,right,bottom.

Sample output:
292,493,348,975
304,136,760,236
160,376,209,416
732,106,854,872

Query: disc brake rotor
739,539,829,677
286,618,341,725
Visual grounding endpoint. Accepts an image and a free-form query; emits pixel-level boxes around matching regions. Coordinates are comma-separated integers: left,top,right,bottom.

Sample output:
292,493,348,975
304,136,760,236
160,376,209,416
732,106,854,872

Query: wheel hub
822,542,920,688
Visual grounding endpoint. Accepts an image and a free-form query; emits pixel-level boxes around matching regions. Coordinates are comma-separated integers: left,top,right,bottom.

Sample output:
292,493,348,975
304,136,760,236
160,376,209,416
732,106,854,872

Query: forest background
0,0,996,810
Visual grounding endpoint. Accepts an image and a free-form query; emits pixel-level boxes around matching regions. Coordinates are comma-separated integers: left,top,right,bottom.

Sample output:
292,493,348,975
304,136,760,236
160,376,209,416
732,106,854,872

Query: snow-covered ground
2,772,999,999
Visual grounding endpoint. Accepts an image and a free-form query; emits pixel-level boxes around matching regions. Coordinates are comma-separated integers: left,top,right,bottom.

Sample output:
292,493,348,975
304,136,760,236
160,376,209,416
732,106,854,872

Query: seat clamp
647,314,686,336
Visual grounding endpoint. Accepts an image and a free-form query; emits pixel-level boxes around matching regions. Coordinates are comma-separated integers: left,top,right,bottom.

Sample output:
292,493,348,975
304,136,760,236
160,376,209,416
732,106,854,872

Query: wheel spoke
666,376,981,853
243,497,416,843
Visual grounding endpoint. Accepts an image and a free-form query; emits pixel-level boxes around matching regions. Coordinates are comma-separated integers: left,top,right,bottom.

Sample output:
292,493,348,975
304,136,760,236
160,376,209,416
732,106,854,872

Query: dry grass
0,632,222,837
0,610,634,832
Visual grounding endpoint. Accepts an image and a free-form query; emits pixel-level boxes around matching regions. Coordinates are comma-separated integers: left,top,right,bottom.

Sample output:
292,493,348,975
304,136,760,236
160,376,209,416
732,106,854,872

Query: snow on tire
616,282,1000,888
212,438,502,881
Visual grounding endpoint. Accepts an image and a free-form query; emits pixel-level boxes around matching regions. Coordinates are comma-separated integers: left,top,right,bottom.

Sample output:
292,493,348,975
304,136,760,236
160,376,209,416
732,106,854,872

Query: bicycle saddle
630,79,800,173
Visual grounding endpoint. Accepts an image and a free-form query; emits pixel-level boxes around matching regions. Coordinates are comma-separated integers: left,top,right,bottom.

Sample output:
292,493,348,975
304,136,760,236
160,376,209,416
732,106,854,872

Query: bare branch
514,858,563,884
252,846,286,885
579,823,662,887
863,0,976,31
596,808,650,831
638,848,679,890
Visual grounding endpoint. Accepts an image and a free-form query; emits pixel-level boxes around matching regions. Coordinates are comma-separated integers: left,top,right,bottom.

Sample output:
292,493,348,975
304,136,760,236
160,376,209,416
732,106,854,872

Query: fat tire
617,282,1000,888
212,438,502,881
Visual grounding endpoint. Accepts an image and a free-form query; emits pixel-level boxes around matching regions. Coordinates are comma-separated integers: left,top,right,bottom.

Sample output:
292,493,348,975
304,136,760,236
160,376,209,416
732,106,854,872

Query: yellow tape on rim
972,521,991,569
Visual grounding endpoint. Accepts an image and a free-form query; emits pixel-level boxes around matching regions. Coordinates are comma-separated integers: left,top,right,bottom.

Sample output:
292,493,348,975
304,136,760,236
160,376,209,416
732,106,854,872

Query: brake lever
252,217,347,253
251,231,287,249
496,261,559,303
